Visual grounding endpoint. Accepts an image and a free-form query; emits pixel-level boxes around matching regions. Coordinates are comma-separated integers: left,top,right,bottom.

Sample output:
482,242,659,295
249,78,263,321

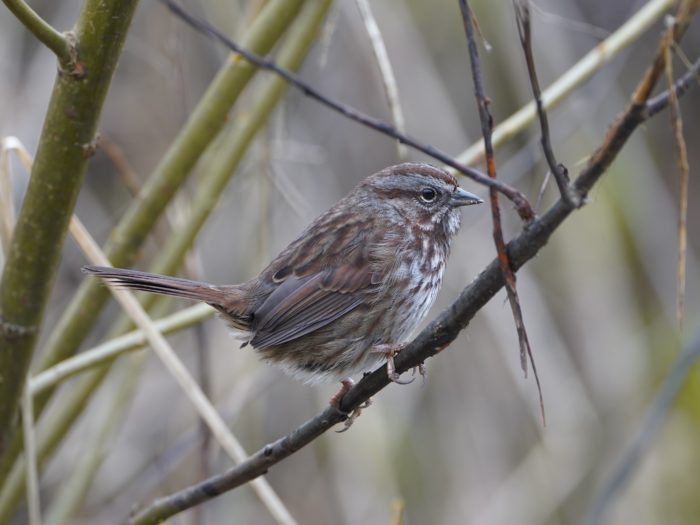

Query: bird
84,163,482,407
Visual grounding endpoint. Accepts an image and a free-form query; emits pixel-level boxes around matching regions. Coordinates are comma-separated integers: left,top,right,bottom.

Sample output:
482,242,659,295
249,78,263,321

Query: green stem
2,0,71,65
0,0,139,455
0,0,332,518
0,0,307,483
29,304,215,394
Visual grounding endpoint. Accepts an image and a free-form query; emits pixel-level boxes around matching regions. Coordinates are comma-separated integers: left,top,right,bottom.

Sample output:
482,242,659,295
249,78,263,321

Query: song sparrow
84,163,481,390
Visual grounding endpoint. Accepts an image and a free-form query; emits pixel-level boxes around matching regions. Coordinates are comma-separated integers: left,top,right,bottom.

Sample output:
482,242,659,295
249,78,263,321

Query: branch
128,7,699,520
2,0,71,65
662,34,690,331
645,56,700,116
29,304,214,395
458,0,543,419
514,0,579,208
162,0,535,221
0,0,139,458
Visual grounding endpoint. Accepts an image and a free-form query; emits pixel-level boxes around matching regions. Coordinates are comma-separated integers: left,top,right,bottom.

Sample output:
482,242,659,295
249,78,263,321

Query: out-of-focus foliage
1,0,698,523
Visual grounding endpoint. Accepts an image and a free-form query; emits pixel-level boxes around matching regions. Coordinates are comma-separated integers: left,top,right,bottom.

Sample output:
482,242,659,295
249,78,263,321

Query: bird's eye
420,187,437,202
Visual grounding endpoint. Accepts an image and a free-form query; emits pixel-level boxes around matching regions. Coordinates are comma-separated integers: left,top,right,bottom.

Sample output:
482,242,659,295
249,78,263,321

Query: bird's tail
83,265,233,305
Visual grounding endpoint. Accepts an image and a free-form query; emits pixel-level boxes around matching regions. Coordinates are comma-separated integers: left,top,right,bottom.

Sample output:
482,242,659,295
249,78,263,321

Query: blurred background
1,0,699,523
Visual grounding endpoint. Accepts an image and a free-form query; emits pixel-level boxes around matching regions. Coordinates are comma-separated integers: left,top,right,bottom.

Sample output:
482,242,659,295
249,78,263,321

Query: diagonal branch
646,56,700,116
458,0,544,420
127,7,699,522
162,0,535,221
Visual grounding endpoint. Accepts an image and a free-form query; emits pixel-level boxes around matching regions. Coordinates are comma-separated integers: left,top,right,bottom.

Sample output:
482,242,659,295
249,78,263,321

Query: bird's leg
330,378,372,432
329,378,355,407
371,343,414,384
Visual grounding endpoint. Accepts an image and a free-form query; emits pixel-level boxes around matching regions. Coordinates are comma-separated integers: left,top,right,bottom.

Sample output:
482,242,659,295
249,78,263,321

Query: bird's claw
331,379,372,432
335,398,372,433
388,371,415,384
412,363,427,384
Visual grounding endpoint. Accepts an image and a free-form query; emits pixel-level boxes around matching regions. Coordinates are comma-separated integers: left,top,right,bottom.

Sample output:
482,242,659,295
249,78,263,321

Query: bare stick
662,30,690,329
645,56,700,116
355,0,408,161
458,0,544,421
514,1,579,208
29,304,214,394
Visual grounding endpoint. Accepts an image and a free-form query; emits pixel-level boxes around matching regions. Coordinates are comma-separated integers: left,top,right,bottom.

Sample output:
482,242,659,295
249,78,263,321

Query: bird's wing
250,265,379,349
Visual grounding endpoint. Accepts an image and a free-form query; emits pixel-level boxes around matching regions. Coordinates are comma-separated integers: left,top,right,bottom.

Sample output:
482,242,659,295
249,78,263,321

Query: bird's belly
381,269,443,343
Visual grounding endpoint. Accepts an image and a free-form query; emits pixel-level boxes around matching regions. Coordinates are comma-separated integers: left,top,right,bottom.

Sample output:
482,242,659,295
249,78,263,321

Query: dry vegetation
0,0,699,524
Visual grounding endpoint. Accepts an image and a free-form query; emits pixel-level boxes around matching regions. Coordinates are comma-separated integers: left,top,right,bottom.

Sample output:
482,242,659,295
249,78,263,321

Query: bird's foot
330,379,372,432
371,343,413,384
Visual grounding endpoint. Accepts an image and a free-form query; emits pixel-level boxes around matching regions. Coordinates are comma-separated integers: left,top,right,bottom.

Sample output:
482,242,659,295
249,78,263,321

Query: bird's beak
451,187,483,207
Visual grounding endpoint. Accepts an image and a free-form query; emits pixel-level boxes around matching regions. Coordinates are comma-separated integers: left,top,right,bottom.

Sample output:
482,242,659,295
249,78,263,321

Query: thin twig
162,0,534,221
21,382,40,525
514,0,578,208
127,5,700,520
455,0,675,167
645,56,700,116
354,0,408,161
2,0,71,65
29,303,214,395
533,170,551,213
631,1,698,106
663,30,689,330
458,0,544,421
